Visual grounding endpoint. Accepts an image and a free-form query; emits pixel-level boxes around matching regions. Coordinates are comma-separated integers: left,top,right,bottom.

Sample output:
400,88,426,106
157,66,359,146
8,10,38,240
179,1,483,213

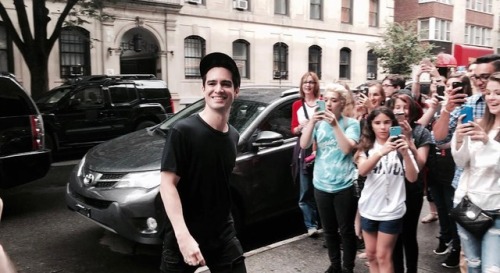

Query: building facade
395,0,500,67
1,0,394,109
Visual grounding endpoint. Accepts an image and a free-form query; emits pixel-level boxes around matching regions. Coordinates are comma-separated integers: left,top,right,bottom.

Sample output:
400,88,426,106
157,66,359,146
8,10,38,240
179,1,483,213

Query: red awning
435,53,457,67
453,44,495,66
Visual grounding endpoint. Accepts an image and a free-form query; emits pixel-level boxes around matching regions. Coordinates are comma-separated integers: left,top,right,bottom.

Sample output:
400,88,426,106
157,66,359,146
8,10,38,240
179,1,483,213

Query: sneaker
441,249,460,268
308,227,319,238
324,265,341,273
434,238,451,255
341,267,354,273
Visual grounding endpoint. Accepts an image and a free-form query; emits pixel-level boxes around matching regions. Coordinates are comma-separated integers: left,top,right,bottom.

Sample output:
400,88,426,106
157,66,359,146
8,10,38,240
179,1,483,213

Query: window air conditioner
187,0,202,4
233,0,248,10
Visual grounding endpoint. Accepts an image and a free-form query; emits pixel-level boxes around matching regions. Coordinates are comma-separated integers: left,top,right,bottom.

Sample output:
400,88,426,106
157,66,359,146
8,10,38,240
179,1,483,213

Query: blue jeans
299,170,318,229
457,215,500,273
315,186,357,271
430,183,460,249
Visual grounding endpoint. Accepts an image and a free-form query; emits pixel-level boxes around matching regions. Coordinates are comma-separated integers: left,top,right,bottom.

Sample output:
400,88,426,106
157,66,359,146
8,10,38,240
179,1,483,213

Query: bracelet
442,108,451,114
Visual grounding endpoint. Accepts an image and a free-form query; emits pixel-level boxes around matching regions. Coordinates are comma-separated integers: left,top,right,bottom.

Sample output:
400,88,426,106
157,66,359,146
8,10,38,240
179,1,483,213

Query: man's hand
177,232,206,267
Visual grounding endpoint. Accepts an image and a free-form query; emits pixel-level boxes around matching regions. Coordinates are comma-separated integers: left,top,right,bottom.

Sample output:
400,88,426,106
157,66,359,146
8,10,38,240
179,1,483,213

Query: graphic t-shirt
312,117,360,193
358,142,418,221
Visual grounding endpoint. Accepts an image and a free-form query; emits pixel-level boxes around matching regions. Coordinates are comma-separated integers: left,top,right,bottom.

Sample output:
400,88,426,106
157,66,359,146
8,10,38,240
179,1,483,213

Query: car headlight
114,170,161,189
76,155,87,178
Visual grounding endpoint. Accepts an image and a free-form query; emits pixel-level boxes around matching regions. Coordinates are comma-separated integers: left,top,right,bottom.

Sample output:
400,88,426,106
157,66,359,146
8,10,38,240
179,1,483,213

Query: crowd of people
291,54,500,273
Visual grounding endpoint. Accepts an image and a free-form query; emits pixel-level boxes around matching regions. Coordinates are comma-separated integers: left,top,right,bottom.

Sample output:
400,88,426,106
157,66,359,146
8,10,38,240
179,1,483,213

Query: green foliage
64,0,115,27
368,21,435,76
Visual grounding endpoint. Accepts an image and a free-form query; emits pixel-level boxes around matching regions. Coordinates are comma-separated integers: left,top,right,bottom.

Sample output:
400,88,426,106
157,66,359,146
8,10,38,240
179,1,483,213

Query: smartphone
460,106,473,124
452,81,464,92
395,112,405,123
390,126,402,141
436,85,445,97
317,100,326,111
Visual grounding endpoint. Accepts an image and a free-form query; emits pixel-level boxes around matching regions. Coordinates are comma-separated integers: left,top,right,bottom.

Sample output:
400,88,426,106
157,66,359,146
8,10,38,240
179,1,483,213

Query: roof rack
64,74,157,84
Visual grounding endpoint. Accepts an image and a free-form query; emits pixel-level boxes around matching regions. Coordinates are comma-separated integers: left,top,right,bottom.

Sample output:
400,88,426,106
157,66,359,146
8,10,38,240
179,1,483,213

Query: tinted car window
36,87,72,104
109,84,137,104
0,80,34,117
70,87,103,106
257,102,293,139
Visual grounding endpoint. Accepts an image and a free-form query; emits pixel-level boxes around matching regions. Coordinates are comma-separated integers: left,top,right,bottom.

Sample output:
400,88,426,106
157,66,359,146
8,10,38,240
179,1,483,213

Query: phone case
460,106,473,123
390,126,402,137
317,100,325,111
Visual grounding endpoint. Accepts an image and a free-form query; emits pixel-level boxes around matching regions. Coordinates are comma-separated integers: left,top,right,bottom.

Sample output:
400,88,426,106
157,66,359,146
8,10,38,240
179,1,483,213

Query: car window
0,79,34,117
36,87,72,104
229,100,267,133
109,84,137,104
70,87,103,106
257,101,294,139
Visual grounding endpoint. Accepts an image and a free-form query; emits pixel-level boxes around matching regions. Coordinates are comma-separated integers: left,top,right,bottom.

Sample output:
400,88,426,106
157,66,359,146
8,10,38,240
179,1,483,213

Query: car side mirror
252,131,284,149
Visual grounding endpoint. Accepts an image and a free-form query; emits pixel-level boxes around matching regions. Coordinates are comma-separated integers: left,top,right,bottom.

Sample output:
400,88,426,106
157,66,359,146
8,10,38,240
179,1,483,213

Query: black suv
0,72,51,188
35,75,174,152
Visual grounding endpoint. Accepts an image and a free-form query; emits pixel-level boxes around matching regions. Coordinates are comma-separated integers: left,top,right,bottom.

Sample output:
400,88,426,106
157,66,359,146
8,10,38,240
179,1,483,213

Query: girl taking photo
356,107,419,273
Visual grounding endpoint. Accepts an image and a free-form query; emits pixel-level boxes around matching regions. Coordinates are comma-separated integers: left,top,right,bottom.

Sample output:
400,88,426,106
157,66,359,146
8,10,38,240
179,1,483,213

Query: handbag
449,169,493,237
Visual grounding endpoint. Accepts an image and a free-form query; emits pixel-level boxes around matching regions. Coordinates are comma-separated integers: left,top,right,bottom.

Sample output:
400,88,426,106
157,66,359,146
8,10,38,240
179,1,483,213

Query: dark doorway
120,58,156,74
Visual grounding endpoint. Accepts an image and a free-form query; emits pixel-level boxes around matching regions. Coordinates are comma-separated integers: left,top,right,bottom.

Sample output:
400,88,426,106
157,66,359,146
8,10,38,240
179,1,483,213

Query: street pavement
198,201,461,273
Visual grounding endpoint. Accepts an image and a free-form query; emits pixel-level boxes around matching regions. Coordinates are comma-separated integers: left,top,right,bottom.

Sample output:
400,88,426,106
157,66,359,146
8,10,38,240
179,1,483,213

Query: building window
273,42,288,80
367,50,377,80
465,25,492,46
0,23,13,73
341,0,352,24
184,36,206,78
339,48,351,80
233,40,250,79
310,0,322,20
369,0,379,27
418,0,453,4
59,27,90,78
275,0,288,15
418,18,451,41
308,45,322,79
466,0,492,13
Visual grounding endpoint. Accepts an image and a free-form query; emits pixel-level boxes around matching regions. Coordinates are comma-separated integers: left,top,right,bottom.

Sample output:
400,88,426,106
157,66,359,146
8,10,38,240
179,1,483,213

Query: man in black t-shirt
159,52,246,273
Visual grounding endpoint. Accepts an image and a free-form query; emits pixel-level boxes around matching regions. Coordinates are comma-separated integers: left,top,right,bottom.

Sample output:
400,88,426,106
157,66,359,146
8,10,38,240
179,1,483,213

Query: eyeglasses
303,81,317,85
382,84,394,88
470,74,491,82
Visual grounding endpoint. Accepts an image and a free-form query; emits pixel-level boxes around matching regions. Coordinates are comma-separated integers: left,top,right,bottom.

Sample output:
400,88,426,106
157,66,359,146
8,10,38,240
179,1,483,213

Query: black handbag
449,195,493,237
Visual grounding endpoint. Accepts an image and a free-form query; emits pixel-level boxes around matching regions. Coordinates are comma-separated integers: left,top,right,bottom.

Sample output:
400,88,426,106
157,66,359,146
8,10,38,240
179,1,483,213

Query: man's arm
160,171,205,266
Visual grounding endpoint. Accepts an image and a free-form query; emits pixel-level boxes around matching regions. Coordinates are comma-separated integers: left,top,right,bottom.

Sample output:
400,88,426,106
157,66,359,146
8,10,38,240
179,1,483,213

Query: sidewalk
198,202,461,273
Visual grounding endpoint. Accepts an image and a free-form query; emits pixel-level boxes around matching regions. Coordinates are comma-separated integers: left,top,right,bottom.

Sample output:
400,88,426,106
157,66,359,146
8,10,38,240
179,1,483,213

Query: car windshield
158,98,267,133
36,87,72,104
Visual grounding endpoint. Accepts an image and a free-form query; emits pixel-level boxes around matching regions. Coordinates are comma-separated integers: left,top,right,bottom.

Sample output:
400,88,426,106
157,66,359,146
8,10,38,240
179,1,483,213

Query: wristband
442,108,451,114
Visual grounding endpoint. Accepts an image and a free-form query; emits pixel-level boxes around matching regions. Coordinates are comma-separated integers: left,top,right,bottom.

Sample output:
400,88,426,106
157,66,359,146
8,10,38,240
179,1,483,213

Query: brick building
395,0,499,67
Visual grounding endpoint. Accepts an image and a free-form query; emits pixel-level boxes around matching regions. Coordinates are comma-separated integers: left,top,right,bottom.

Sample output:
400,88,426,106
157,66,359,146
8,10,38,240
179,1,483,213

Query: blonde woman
300,83,360,273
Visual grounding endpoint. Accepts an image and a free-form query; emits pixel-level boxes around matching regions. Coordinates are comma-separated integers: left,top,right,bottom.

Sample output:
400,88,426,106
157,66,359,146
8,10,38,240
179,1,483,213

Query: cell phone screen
436,85,445,97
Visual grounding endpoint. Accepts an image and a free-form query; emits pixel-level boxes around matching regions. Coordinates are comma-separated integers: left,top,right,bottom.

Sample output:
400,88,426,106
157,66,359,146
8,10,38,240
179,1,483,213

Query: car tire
135,120,157,131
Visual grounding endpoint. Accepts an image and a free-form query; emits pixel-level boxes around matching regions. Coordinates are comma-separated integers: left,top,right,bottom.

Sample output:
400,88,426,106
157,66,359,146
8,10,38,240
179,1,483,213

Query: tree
0,0,109,98
368,21,435,76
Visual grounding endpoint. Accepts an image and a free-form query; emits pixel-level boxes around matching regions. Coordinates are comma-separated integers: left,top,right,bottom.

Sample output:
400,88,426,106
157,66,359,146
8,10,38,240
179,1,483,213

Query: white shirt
297,102,317,124
451,129,500,211
358,142,418,221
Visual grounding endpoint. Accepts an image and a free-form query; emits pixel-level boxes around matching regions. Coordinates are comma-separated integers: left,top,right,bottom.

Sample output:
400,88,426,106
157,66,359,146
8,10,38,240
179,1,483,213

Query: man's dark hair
383,74,406,89
492,60,500,72
475,54,500,64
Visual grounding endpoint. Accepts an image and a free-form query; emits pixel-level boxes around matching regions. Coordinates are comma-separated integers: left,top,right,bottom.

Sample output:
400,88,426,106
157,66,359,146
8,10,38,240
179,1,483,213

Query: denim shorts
361,216,403,234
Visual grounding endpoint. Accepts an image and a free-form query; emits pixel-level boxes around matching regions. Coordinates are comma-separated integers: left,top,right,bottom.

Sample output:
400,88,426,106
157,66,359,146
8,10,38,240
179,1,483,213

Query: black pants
314,186,357,271
393,185,424,273
161,236,246,273
430,182,460,249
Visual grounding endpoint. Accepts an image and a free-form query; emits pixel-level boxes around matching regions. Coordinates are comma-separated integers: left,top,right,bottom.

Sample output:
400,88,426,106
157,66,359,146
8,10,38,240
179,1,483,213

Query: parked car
0,72,51,188
65,86,302,245
35,74,174,152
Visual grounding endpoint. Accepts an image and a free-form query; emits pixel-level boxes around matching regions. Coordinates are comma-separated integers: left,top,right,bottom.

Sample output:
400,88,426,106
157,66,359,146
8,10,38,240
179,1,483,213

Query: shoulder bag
449,169,493,237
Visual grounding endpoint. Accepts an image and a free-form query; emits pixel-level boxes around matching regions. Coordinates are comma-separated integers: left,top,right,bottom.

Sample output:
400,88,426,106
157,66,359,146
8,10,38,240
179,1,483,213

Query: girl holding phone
300,83,360,273
356,107,419,273
390,94,433,273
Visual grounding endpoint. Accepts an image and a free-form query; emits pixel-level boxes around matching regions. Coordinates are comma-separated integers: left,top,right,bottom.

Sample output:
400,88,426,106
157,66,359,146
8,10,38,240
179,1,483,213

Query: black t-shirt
160,114,239,249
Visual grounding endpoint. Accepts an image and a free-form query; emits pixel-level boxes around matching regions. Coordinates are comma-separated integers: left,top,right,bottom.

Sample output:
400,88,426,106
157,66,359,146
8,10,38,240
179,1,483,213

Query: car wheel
135,120,157,130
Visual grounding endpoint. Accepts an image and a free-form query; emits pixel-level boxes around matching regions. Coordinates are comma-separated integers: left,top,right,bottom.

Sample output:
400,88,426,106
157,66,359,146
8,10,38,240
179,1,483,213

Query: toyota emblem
83,173,95,185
